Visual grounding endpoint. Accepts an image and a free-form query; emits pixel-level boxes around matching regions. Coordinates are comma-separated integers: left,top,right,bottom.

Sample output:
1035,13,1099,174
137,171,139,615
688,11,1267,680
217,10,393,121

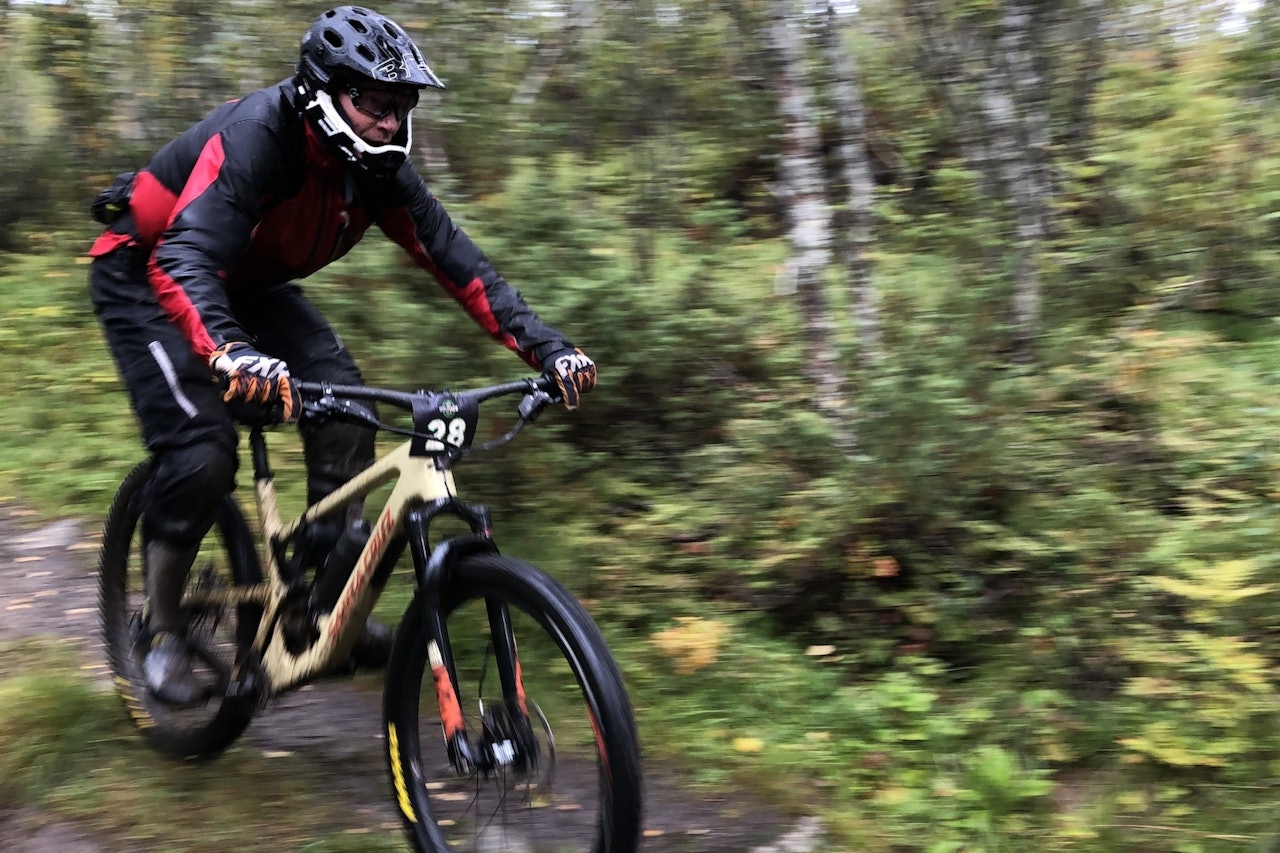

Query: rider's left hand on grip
544,348,596,411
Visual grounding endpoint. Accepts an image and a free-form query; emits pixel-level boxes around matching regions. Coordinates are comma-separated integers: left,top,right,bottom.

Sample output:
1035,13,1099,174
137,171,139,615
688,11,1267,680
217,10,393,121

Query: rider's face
337,84,417,145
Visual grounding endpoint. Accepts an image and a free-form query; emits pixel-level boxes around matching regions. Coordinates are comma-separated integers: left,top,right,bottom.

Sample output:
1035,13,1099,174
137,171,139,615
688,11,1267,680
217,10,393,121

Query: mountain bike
98,374,644,853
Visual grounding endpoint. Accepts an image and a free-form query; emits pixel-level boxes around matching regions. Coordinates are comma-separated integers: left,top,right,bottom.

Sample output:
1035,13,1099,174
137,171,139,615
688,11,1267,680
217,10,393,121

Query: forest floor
0,505,828,853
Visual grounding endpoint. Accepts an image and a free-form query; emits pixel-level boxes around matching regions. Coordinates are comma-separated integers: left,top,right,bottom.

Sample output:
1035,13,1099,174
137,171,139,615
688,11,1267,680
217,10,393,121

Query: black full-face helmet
296,6,445,175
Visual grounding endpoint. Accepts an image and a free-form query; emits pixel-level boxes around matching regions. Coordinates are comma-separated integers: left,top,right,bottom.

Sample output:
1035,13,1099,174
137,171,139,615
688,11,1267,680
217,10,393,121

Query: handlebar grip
535,372,560,400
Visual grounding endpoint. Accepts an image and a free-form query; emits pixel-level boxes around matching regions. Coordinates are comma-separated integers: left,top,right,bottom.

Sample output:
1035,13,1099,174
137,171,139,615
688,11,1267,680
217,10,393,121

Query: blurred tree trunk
172,0,227,108
414,98,456,196
823,5,882,365
988,1,1051,360
1062,0,1109,160
511,0,594,107
622,1,678,285
905,0,1057,361
763,0,853,448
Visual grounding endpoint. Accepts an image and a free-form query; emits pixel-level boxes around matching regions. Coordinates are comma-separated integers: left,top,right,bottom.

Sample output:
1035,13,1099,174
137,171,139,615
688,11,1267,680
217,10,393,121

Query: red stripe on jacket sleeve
146,135,229,361
380,207,521,353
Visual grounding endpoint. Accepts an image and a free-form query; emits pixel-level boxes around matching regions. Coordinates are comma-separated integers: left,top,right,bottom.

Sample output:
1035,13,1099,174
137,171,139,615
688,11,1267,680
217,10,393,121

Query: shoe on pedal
350,618,394,669
143,631,216,706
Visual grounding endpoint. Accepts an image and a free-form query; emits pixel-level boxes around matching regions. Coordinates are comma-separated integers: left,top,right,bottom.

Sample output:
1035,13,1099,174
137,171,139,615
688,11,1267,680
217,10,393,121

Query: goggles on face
301,84,414,175
345,85,419,121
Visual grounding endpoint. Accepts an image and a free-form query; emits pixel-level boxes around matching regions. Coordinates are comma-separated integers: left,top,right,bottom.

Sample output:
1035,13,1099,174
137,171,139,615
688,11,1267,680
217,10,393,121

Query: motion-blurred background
4,1,1280,850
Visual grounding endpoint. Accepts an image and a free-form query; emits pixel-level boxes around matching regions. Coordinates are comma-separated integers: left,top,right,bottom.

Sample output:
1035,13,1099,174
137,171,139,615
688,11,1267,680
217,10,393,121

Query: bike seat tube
248,427,272,481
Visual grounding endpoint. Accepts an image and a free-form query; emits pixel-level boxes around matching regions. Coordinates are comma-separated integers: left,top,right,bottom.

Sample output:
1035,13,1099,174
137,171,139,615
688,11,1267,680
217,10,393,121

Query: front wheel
384,553,643,853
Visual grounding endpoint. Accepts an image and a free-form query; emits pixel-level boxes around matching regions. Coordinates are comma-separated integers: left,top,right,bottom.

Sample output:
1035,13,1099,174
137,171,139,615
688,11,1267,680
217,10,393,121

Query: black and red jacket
90,78,572,368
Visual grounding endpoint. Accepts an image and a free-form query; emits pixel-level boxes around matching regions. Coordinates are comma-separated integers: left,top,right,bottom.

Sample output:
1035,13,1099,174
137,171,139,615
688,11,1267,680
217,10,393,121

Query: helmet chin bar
302,84,413,172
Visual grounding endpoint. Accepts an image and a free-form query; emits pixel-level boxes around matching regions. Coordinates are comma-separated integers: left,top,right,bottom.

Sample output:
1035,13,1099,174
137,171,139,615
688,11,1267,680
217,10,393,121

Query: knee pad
141,441,238,546
302,418,375,503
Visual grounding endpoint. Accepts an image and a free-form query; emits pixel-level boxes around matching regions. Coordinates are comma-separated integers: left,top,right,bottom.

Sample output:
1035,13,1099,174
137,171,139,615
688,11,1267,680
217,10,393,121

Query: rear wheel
99,460,264,759
384,553,643,853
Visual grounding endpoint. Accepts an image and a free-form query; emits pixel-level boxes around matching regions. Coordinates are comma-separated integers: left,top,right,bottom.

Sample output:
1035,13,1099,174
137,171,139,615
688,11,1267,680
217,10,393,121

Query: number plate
410,392,479,456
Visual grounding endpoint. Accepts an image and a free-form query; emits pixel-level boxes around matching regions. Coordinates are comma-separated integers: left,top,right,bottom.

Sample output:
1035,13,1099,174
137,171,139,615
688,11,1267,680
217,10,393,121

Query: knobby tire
384,552,643,853
99,459,263,759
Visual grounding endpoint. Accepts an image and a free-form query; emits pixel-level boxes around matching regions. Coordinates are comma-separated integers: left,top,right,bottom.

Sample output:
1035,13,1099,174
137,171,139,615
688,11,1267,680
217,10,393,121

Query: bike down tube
256,441,455,693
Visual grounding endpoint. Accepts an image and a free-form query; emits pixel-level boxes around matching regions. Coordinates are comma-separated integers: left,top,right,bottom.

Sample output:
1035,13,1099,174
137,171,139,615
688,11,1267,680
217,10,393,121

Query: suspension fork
404,500,529,773
485,597,531,718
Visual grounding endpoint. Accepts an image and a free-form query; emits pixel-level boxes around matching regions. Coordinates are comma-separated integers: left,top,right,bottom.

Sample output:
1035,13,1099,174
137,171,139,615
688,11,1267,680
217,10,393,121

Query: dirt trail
0,507,827,852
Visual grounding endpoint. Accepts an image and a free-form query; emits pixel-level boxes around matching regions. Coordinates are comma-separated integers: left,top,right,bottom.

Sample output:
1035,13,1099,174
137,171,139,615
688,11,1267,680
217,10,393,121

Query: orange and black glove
545,348,597,411
209,342,299,423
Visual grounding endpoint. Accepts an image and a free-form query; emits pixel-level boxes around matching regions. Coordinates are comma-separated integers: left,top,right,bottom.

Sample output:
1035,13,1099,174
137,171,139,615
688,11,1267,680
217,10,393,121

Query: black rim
385,555,641,853
99,462,262,758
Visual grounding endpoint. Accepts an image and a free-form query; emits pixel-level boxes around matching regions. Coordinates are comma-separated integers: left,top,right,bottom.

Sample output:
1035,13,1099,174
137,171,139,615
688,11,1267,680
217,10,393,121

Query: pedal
332,654,359,678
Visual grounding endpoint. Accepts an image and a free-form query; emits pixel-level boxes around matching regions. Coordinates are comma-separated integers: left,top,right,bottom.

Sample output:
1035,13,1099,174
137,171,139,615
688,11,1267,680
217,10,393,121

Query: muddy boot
143,631,217,706
142,540,216,705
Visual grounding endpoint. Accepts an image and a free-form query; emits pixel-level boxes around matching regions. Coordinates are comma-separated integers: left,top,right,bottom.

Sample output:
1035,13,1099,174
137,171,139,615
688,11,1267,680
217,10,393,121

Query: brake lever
301,388,382,431
518,389,556,423
468,388,554,455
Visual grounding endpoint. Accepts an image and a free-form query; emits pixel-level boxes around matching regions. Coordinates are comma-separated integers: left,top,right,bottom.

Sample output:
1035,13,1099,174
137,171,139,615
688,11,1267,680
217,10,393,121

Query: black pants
90,244,374,546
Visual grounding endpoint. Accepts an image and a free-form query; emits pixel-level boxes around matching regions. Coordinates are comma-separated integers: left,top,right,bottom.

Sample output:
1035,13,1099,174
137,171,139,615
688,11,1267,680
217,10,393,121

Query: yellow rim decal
387,722,418,823
116,675,156,730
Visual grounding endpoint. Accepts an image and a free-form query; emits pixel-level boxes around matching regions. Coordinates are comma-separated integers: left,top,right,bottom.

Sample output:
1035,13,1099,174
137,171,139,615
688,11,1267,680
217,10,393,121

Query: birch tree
761,1,852,446
822,5,883,364
989,0,1052,358
904,0,1059,359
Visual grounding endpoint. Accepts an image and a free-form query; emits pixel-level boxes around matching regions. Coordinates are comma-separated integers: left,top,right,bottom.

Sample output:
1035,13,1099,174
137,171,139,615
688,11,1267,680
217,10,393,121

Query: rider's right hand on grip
209,342,299,424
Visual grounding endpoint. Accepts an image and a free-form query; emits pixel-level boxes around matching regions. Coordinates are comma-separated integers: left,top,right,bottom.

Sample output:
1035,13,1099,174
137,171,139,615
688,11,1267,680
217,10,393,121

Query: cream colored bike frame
239,438,456,694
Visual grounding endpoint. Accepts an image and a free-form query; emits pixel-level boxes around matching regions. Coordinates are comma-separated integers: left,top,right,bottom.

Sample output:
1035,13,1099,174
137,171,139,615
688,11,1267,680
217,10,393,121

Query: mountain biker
87,5,597,706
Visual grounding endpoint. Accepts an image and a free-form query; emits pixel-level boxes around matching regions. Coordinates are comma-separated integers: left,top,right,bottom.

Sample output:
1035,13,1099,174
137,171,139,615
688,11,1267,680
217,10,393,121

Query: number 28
427,417,468,447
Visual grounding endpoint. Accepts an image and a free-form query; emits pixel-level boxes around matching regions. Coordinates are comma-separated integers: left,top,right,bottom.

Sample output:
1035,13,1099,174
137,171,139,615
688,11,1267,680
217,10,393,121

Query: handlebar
290,374,561,457
294,374,557,413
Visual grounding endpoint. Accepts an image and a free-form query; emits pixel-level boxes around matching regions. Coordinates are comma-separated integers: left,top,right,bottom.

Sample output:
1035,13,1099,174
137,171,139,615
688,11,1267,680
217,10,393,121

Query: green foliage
577,293,1280,849
0,646,406,850
11,4,1280,849
0,241,143,514
1061,47,1280,328
0,673,124,805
